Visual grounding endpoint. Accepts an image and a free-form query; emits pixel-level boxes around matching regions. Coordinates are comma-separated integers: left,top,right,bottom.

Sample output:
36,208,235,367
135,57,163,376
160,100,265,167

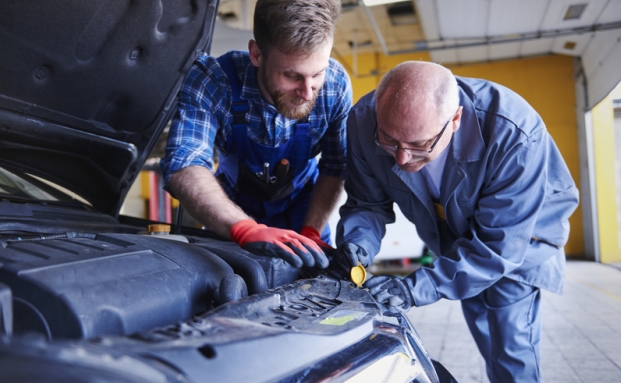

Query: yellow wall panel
335,53,584,256
591,95,621,263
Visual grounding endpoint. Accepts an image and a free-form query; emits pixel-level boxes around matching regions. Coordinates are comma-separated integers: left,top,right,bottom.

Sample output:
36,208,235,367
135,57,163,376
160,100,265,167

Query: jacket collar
451,86,486,163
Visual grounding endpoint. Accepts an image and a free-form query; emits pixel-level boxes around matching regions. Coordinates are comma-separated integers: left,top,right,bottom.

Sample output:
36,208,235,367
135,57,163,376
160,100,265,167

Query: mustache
407,156,426,163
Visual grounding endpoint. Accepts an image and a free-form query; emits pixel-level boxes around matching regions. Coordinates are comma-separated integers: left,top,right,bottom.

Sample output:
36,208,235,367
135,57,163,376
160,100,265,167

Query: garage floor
406,260,621,383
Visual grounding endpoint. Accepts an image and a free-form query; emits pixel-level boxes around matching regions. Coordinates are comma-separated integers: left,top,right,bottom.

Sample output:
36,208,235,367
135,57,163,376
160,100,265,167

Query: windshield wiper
0,193,92,211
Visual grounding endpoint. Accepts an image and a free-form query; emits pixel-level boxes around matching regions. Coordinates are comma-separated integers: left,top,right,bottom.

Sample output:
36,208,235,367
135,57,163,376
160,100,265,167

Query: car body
0,1,455,382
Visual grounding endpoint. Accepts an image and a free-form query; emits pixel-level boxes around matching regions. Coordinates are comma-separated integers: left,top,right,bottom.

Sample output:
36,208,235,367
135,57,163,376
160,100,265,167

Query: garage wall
590,87,621,263
335,53,584,257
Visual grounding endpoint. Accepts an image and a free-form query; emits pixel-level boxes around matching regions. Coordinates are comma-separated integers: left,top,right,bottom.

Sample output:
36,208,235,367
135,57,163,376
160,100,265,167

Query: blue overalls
214,53,331,244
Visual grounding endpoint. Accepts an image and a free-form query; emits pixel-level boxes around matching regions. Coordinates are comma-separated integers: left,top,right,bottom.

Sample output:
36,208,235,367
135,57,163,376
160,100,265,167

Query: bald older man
330,61,579,382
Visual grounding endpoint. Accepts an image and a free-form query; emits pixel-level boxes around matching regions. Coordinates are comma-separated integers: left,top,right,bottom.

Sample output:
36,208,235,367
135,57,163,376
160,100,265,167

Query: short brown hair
253,0,341,56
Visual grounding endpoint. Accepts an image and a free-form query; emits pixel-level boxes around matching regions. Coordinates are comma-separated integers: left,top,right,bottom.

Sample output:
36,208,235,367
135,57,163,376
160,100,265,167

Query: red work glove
300,226,335,254
230,220,329,269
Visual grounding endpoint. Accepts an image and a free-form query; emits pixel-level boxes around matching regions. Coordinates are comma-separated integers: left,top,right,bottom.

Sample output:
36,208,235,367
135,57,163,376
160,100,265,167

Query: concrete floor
406,260,621,383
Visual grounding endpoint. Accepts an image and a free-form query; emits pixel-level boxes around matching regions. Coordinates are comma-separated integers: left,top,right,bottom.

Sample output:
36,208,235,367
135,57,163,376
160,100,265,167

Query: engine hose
218,274,248,304
193,242,268,295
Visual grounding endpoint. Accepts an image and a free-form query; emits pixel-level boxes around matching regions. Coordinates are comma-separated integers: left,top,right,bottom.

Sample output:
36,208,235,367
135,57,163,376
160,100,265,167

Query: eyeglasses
374,117,451,155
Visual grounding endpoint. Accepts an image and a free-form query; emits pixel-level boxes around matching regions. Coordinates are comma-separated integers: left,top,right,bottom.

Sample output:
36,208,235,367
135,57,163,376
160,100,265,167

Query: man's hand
300,226,335,254
230,220,329,268
364,275,415,313
327,242,371,279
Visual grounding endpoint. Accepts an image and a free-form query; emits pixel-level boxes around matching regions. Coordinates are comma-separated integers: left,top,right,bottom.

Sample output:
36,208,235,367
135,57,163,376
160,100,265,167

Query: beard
274,89,318,120
263,71,319,120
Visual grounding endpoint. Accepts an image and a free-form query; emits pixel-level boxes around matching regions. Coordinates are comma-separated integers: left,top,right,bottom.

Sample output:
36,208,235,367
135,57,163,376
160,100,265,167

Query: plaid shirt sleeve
316,59,353,179
160,56,229,185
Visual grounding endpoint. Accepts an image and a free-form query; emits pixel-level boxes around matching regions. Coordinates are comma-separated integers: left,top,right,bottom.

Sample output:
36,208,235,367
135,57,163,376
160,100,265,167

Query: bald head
375,61,459,126
372,61,462,172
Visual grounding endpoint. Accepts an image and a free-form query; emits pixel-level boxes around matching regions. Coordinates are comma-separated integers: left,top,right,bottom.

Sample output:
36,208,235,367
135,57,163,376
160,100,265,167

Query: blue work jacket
338,77,579,306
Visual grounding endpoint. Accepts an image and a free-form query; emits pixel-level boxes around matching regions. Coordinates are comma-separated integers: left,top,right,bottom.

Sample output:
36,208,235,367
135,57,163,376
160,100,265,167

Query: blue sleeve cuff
160,142,214,186
411,267,441,307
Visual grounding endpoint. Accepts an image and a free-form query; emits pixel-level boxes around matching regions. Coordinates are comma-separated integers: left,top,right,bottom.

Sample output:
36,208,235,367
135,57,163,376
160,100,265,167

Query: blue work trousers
461,277,542,383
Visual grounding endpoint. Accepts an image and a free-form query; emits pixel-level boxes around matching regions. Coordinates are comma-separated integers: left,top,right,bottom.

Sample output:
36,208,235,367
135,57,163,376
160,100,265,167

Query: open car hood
0,0,219,215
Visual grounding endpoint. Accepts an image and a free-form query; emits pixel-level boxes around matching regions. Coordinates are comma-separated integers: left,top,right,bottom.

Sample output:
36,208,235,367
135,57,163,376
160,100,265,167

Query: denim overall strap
216,52,247,130
214,52,248,188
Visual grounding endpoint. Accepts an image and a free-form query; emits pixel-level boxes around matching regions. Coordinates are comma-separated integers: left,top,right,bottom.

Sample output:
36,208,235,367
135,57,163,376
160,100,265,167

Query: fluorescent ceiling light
564,4,587,20
362,0,403,6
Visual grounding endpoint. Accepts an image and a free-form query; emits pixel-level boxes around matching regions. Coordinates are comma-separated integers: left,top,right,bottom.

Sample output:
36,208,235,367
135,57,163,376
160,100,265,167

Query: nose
393,148,412,165
297,79,314,101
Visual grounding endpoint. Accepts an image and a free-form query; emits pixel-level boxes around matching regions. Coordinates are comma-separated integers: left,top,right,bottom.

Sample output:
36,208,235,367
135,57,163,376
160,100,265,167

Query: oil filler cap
350,263,367,288
148,224,171,234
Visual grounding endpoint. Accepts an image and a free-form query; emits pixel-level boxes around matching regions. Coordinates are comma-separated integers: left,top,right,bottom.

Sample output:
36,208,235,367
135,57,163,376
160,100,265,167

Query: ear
451,106,463,132
248,40,263,68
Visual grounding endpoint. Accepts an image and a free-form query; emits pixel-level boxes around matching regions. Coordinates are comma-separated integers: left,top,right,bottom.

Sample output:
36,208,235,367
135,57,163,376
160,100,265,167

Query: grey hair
376,61,459,123
253,0,341,56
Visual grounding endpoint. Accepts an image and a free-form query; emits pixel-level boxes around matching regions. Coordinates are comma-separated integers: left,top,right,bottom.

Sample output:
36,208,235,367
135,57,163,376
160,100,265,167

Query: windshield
0,166,91,206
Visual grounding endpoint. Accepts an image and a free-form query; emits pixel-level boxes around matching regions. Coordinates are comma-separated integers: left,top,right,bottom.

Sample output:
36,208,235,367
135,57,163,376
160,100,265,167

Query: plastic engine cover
0,233,233,339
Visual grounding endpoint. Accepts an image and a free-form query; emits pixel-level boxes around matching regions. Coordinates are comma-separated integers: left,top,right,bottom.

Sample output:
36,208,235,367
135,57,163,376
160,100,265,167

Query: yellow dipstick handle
350,262,367,288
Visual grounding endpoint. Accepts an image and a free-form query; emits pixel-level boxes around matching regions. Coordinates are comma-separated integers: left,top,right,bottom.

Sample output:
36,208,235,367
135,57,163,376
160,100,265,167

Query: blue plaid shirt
161,51,352,185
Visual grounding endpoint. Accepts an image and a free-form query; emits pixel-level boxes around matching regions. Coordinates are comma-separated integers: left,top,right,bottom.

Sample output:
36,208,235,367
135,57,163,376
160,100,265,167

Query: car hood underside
0,0,218,215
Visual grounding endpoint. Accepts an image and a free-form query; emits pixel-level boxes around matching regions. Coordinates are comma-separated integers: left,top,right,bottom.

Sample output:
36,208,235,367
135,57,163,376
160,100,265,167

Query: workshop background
123,0,621,265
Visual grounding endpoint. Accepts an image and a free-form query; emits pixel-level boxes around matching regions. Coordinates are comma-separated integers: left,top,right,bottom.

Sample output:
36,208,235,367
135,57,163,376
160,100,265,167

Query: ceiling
214,0,621,107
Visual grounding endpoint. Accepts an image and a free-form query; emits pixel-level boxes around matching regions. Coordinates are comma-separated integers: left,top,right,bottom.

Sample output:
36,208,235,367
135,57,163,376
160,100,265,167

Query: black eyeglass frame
374,117,451,154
